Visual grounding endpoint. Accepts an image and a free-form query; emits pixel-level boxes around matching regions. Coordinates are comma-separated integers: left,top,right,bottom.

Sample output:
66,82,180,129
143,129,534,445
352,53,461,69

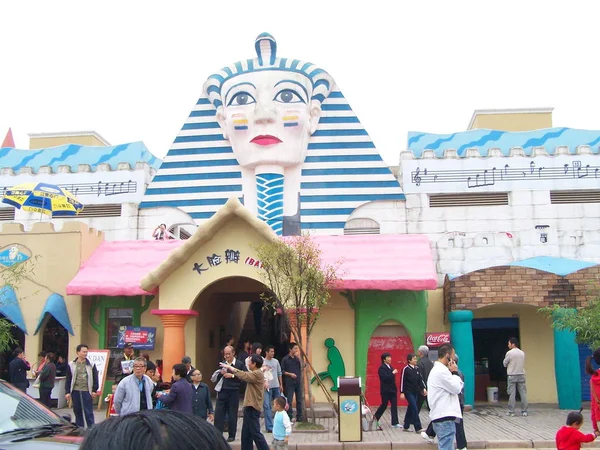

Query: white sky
2,1,600,166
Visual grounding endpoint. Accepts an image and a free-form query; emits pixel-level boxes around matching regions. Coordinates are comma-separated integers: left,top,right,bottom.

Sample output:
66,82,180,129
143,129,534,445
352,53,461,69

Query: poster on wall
117,326,156,350
87,349,110,410
425,332,451,348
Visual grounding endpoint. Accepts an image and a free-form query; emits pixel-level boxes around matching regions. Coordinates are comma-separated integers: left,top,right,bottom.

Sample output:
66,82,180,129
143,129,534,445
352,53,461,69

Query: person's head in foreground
566,410,584,429
80,409,231,450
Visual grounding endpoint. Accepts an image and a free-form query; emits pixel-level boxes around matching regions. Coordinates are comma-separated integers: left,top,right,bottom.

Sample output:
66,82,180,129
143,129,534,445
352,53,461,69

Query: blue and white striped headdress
140,33,405,234
203,32,334,110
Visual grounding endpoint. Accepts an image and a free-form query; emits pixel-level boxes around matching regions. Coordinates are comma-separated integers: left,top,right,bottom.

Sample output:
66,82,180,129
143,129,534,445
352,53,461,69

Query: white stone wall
11,204,139,241
350,190,600,287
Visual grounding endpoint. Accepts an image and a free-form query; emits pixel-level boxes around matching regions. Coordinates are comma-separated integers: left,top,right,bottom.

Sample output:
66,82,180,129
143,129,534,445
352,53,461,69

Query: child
105,384,118,418
271,396,291,450
556,410,598,450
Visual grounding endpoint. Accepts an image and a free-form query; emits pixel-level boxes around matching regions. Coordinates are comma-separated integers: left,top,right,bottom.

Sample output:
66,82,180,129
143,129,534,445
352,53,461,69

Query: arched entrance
365,322,413,407
0,315,26,381
41,316,69,360
191,276,290,385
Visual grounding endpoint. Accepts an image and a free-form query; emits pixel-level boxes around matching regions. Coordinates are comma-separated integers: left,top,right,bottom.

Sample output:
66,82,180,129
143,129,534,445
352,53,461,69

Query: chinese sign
118,326,156,350
425,332,451,347
192,248,262,275
0,244,31,268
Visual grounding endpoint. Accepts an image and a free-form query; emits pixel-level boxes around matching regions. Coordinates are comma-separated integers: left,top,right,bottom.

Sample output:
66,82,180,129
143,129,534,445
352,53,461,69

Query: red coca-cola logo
426,333,451,346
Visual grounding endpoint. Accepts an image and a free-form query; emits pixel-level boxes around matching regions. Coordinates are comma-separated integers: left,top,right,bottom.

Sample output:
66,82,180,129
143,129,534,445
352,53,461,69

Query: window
0,208,15,221
76,204,122,218
551,189,600,204
106,308,134,359
344,218,380,235
428,192,509,208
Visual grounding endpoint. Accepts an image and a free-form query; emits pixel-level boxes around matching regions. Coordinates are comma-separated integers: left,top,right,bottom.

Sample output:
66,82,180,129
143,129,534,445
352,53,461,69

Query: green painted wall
351,290,428,386
89,295,152,399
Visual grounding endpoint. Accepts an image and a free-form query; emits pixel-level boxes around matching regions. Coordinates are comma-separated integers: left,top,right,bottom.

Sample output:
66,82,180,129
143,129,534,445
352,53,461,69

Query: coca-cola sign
426,332,451,347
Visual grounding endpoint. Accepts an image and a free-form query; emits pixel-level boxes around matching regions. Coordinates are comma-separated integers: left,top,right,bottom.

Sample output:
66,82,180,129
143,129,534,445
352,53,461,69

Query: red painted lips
250,135,282,146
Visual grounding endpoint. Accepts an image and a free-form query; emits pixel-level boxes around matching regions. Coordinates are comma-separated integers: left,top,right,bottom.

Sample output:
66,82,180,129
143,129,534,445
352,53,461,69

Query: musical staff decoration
0,180,137,198
410,161,599,189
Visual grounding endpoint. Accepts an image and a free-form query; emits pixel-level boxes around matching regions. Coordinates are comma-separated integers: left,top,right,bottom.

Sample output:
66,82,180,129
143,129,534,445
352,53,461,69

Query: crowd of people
11,335,600,450
7,347,68,408
76,338,296,450
371,339,529,450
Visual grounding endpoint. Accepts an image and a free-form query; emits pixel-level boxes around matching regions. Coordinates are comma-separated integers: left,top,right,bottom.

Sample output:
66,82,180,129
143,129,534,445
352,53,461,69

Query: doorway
192,276,291,385
0,315,26,381
472,317,520,401
365,323,413,407
41,316,69,360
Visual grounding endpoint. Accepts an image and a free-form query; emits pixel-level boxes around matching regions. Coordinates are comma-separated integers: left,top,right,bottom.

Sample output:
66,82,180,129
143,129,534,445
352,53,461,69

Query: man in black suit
417,345,434,412
182,356,195,383
373,352,400,429
214,346,245,442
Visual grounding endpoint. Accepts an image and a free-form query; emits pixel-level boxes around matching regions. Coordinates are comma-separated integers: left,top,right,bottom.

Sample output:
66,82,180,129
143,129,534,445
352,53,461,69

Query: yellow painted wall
159,218,268,311
80,298,98,350
473,304,556,404
29,135,107,149
471,112,552,132
426,289,448,333
0,222,103,362
310,292,355,402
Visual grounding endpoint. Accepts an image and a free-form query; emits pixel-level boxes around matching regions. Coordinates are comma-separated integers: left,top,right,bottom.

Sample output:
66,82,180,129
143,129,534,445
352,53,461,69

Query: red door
366,334,414,407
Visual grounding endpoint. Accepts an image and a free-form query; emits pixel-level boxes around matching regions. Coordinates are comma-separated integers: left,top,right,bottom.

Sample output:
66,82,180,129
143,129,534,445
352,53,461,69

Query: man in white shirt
427,343,464,450
503,337,528,417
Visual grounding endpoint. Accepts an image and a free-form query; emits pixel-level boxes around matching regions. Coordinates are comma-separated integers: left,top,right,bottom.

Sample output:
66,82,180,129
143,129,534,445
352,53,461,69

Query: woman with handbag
38,352,57,408
587,348,600,434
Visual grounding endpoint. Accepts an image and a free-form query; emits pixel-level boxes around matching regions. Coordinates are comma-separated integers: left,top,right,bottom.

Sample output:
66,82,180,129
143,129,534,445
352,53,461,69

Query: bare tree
255,234,341,423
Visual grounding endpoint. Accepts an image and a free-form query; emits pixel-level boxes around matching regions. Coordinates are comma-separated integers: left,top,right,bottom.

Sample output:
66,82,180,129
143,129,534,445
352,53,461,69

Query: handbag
32,375,41,389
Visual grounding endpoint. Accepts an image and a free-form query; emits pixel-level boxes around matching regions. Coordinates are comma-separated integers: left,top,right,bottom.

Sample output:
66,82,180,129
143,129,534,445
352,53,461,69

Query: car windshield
0,381,67,434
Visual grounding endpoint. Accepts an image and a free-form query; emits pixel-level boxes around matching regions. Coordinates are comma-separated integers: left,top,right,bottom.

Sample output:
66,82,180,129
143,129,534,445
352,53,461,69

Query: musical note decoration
410,160,600,189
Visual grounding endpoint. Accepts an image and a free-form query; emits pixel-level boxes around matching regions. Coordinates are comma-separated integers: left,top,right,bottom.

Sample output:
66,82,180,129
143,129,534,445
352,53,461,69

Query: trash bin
338,376,362,442
486,386,499,403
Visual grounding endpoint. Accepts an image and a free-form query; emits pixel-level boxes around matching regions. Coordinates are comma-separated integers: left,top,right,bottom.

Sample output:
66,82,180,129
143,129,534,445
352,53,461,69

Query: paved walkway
54,403,600,449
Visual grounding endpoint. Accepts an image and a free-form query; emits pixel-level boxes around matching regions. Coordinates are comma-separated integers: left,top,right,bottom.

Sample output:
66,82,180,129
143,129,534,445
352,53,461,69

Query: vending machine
424,332,451,362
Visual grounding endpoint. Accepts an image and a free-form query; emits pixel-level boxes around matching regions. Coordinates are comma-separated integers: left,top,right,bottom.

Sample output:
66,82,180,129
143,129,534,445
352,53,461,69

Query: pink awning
66,234,437,296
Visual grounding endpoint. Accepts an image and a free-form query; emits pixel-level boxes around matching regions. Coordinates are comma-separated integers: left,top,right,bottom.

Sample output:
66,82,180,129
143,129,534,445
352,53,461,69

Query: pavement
53,402,600,449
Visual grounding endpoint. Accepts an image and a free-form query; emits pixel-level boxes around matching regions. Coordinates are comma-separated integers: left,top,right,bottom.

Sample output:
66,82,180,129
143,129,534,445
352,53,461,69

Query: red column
152,309,198,378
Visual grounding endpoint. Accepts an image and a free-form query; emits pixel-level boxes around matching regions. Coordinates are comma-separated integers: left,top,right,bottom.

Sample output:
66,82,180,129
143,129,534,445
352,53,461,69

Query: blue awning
34,293,74,336
0,286,27,334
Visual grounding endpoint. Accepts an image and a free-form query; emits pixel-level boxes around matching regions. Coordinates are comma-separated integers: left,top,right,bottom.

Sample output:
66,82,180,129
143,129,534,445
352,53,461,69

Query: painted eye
274,89,304,104
228,92,256,106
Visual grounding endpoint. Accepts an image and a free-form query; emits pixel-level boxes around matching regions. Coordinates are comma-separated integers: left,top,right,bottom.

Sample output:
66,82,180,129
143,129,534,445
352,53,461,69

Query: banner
117,326,156,350
87,349,111,410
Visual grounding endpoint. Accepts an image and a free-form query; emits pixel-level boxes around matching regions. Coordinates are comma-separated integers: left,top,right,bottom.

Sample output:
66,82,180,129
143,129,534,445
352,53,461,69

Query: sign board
118,326,156,350
425,332,451,347
0,244,31,268
87,349,110,410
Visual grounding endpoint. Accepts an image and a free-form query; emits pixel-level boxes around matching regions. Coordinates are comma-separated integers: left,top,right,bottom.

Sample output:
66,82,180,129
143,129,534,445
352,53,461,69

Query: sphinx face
217,71,321,169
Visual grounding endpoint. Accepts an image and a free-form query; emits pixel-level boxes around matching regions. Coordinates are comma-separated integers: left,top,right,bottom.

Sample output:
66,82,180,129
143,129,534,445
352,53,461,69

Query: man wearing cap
111,342,135,383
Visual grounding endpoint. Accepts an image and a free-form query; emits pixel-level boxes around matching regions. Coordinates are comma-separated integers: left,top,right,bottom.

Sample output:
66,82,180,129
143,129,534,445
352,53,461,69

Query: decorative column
152,309,198,377
448,310,475,407
553,309,581,409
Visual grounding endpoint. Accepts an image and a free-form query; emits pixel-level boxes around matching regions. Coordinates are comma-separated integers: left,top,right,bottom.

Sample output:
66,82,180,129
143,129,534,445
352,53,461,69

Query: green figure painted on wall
311,338,346,391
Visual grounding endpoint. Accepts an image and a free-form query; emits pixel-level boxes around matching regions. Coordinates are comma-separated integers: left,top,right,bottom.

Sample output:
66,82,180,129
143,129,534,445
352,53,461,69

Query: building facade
0,35,599,408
